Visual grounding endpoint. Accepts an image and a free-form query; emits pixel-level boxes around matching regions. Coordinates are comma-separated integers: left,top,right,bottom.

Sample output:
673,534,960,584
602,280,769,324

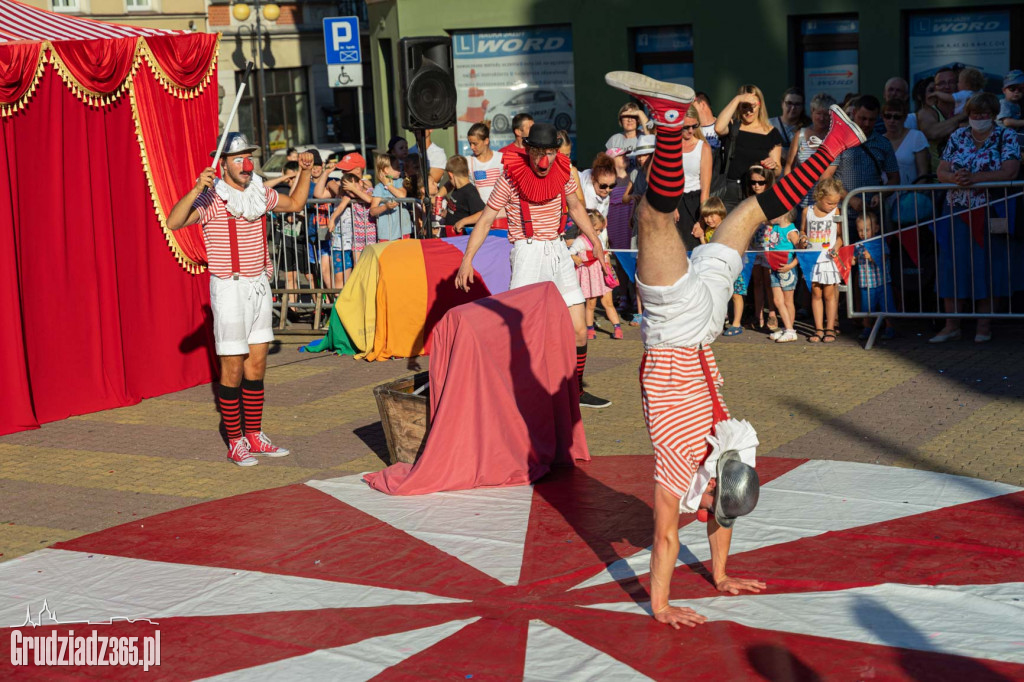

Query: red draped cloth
0,31,219,435
365,282,590,495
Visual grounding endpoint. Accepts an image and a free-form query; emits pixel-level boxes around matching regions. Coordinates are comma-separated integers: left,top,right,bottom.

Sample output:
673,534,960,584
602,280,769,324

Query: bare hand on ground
653,605,708,630
715,576,766,595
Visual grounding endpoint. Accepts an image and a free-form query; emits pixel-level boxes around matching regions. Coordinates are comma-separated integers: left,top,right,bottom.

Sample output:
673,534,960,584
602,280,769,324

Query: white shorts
637,243,742,348
210,274,275,356
508,238,585,307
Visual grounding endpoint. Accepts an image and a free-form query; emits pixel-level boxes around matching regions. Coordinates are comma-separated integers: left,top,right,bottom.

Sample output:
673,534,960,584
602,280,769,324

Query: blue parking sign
323,17,360,65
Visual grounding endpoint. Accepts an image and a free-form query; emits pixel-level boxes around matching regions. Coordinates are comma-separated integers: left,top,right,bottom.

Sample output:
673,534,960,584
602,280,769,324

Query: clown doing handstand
456,123,613,408
604,71,866,628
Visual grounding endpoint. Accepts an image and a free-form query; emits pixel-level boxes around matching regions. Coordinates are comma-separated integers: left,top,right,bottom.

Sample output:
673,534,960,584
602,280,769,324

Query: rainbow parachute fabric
301,235,512,360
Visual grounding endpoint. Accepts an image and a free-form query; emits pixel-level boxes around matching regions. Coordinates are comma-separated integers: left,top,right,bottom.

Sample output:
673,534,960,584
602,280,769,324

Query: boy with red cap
604,71,866,627
455,122,613,408
167,133,314,466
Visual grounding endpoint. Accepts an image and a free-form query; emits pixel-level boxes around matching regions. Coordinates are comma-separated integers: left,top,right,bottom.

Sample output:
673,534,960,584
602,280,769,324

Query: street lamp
231,1,280,165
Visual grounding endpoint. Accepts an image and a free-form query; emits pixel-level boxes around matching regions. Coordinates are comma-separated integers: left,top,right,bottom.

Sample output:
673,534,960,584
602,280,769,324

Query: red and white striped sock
241,378,265,435
218,384,243,441
576,345,588,395
756,146,836,219
644,125,686,214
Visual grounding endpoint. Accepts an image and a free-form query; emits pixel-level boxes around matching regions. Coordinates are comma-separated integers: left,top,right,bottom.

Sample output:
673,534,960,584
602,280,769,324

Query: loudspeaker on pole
398,36,457,130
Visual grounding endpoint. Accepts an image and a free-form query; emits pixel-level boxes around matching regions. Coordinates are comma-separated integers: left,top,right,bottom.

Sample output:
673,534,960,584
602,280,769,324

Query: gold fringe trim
48,39,141,108
136,34,219,100
128,79,205,274
0,43,47,117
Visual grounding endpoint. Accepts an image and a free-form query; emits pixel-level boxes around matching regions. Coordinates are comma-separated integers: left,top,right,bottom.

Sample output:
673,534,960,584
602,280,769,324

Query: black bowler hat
522,122,561,149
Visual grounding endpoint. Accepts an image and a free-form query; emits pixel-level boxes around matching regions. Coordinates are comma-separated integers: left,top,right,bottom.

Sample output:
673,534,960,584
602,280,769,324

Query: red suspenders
227,217,241,280
226,216,270,280
518,189,568,241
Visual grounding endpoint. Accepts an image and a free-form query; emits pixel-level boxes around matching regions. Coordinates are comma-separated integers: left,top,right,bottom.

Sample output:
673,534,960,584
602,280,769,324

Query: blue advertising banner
908,11,1010,91
803,49,858,105
800,19,859,106
452,27,575,155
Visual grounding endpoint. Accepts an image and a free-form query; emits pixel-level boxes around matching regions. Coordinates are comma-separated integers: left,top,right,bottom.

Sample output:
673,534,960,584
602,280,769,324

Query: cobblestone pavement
2,318,1022,561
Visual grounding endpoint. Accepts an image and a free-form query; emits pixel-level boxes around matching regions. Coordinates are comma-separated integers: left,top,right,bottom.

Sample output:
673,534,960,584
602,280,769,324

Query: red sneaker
227,437,258,467
246,432,290,457
587,327,597,340
612,326,624,340
818,104,867,158
604,71,694,127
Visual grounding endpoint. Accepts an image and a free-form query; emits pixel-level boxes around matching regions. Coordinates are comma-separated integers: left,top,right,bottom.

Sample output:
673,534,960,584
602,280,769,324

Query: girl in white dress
800,177,845,343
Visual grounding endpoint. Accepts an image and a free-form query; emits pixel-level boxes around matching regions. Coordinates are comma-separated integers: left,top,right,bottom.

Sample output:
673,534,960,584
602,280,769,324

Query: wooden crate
373,372,430,465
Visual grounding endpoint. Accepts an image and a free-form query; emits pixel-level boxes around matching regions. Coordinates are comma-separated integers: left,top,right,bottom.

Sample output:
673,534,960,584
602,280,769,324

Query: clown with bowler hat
456,122,613,408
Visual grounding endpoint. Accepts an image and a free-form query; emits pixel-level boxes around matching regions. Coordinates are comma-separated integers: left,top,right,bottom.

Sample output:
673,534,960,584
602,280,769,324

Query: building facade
367,0,1024,162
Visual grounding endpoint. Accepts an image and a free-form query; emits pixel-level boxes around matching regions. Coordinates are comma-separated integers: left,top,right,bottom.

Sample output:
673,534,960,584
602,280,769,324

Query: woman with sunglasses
882,99,930,185
677,111,714,250
714,85,784,210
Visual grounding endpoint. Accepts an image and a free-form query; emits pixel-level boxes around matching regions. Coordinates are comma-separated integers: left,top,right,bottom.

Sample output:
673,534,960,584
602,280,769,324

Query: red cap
337,152,366,172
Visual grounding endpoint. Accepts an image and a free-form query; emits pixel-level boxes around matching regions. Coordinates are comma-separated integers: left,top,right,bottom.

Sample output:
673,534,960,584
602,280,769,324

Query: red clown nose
537,154,551,170
242,158,254,172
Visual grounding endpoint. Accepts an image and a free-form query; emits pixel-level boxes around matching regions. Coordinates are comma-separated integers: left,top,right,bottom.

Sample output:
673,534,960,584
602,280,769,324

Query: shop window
237,67,312,152
631,26,694,88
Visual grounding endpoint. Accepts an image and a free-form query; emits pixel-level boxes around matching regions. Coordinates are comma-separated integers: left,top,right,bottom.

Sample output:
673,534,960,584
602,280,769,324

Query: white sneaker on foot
227,437,258,467
604,71,695,127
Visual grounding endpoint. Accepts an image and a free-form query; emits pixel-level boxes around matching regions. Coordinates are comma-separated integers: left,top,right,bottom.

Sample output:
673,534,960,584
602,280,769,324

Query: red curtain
0,42,43,104
133,35,220,266
144,33,219,89
51,37,138,95
0,64,216,435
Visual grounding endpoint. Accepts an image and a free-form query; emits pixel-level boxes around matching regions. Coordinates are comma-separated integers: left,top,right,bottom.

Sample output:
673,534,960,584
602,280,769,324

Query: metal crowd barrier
266,195,425,333
840,180,1024,349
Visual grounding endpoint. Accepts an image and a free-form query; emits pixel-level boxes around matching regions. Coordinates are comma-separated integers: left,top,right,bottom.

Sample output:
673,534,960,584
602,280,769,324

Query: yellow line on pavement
0,524,84,562
0,445,319,499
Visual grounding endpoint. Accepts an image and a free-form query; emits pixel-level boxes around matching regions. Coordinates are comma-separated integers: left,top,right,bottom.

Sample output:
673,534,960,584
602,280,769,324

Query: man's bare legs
639,193,769,628
219,342,269,387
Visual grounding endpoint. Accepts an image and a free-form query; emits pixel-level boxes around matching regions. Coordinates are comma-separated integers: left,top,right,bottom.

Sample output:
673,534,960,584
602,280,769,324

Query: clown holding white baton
166,65,314,466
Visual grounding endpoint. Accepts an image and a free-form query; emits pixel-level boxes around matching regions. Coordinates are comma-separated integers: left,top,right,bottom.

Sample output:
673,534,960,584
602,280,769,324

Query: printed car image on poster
908,11,1010,92
452,26,575,155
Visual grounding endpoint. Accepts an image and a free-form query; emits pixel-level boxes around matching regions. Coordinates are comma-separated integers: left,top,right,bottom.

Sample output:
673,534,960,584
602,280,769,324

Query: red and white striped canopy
0,0,178,42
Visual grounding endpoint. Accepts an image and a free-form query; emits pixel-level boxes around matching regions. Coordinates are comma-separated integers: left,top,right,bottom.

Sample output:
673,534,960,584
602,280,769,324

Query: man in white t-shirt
167,133,313,467
409,128,447,184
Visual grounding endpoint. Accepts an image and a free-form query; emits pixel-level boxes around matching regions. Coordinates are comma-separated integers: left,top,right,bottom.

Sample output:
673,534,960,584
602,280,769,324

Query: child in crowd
999,69,1024,149
569,210,623,340
765,210,801,343
748,166,777,333
329,171,375,280
936,67,985,115
724,166,775,336
370,153,412,242
441,155,485,237
698,196,725,244
801,177,846,343
854,212,896,340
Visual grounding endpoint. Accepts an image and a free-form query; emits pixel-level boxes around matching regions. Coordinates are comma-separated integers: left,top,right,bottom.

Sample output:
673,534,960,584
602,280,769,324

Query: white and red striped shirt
193,189,279,279
466,152,503,204
640,346,727,501
487,173,578,242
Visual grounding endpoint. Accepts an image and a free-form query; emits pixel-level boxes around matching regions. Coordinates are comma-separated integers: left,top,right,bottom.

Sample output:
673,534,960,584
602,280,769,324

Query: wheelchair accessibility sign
324,17,363,88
